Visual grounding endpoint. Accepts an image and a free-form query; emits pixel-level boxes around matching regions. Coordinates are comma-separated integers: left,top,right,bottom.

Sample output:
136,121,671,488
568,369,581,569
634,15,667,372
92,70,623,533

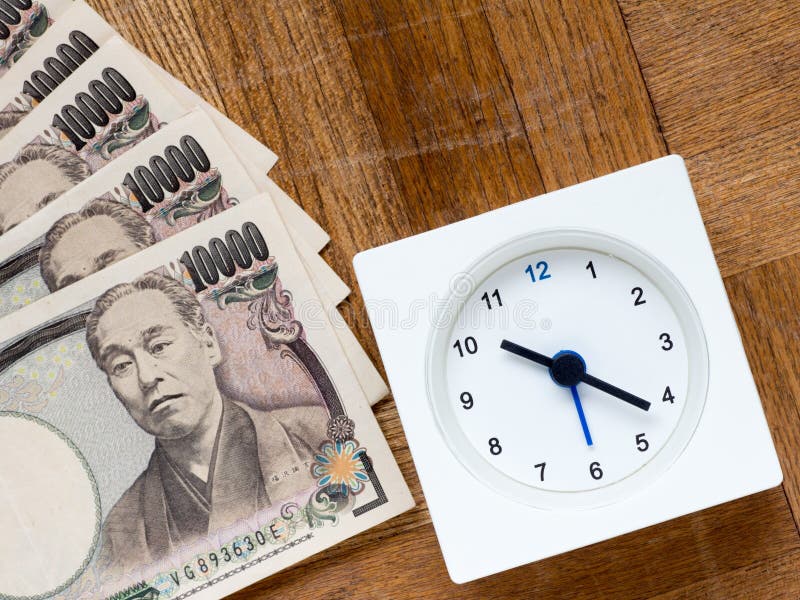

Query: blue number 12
525,261,551,283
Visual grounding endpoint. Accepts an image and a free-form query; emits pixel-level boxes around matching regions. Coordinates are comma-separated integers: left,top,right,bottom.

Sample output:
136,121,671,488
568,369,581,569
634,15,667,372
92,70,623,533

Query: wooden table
88,0,800,597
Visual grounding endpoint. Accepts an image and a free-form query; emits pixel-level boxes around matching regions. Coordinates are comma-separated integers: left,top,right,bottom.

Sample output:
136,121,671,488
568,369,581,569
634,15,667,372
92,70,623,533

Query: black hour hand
500,339,651,411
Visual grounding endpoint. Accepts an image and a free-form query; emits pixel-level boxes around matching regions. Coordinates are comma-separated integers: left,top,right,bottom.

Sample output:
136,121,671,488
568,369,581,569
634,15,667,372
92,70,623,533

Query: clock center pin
550,350,587,387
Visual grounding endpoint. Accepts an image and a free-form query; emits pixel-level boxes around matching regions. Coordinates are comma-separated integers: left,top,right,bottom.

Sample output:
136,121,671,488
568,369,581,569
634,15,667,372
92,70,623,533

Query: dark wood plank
90,0,226,110
334,0,546,229
650,551,800,600
618,0,799,156
726,254,800,528
186,0,415,253
479,0,665,189
619,0,800,277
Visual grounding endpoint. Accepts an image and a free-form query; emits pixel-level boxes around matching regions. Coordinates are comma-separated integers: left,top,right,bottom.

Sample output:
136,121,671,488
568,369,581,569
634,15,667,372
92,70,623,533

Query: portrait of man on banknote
0,143,90,234
39,198,155,291
85,272,329,574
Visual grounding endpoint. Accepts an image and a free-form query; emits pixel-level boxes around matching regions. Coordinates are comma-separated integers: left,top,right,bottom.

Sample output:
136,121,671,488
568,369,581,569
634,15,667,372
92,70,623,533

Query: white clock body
354,156,782,583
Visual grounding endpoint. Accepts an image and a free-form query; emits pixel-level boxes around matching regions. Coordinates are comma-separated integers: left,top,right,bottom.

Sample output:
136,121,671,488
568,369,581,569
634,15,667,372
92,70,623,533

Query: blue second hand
570,385,593,446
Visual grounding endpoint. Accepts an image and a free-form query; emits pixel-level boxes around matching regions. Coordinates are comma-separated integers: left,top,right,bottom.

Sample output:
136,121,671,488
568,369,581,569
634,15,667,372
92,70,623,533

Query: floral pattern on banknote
327,414,356,442
0,366,65,413
0,1,52,69
312,439,369,496
0,339,81,412
0,275,46,309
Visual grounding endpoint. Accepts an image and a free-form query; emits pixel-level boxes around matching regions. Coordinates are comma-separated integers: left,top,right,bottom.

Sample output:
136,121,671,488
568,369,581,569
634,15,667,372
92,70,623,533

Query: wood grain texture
726,257,800,532
618,0,800,277
82,0,800,596
650,551,800,600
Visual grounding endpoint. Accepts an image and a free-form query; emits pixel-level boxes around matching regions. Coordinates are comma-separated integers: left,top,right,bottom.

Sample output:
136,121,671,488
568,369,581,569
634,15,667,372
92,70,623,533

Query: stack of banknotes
0,2,413,599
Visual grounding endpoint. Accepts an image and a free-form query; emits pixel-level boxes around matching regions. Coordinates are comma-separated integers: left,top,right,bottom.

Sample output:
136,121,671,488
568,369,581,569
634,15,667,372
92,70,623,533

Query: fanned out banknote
0,108,387,405
0,3,403,597
0,109,311,310
0,0,113,136
0,198,413,599
0,37,186,234
0,0,73,79
0,2,325,249
0,6,377,396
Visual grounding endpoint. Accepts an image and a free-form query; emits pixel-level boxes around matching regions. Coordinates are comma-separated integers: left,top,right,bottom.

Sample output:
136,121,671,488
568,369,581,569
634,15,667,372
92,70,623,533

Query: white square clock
353,155,782,583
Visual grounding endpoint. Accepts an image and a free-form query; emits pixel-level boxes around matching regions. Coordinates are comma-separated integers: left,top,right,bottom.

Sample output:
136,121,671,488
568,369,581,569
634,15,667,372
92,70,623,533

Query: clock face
427,230,709,508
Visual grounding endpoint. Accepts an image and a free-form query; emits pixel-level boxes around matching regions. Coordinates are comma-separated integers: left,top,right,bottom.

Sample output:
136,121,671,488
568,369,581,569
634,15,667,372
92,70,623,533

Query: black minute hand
500,339,651,411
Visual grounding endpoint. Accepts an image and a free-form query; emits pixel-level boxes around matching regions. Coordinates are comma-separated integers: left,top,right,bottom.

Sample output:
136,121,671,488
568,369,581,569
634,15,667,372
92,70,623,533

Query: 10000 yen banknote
0,0,281,181
0,103,387,403
0,0,72,78
0,0,325,252
0,109,263,314
0,107,386,405
0,198,413,599
0,0,113,136
0,36,185,235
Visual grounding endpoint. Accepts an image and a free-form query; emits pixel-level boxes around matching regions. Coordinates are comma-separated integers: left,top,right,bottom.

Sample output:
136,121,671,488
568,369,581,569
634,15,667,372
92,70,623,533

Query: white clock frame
353,155,782,583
